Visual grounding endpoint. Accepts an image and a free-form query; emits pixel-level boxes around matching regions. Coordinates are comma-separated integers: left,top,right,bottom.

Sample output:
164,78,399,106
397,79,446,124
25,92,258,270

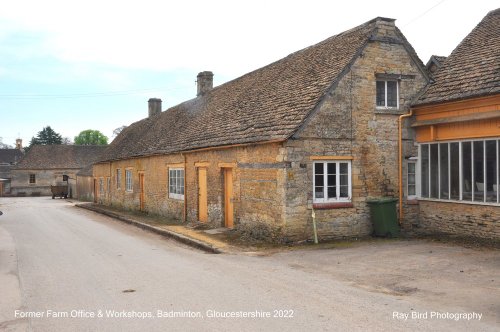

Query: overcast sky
0,0,497,147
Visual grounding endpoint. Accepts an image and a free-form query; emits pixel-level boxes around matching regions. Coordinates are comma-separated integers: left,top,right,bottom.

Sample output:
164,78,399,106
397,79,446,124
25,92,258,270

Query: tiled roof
415,9,500,106
15,145,107,170
76,163,94,177
0,149,24,165
432,56,447,64
101,17,422,162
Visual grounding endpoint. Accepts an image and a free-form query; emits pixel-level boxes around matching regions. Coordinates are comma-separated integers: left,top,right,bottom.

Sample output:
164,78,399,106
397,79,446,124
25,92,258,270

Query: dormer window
376,80,399,109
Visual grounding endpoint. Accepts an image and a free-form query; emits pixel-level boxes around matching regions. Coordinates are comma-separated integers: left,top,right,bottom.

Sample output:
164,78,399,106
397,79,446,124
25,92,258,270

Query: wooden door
139,173,145,211
224,168,234,228
198,168,208,222
93,179,97,203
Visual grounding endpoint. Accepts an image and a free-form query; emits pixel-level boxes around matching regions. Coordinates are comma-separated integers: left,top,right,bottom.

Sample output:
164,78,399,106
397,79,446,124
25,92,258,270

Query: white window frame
125,169,133,192
168,168,185,200
418,138,499,205
376,80,399,109
116,169,122,190
313,160,352,203
407,158,418,199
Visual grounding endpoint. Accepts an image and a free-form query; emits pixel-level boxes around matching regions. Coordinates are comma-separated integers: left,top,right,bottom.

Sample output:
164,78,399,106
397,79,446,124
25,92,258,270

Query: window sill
406,199,419,205
169,194,184,201
313,202,354,210
374,108,404,115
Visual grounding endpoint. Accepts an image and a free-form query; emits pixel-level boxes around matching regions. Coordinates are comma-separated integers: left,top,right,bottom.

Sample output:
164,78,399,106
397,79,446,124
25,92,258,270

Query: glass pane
421,145,429,197
408,162,415,174
440,143,449,199
340,185,348,197
473,141,484,202
408,184,416,196
486,140,497,202
462,142,472,201
430,144,439,198
387,81,397,107
315,175,324,187
340,174,348,186
315,186,324,199
327,175,336,186
450,143,460,200
339,163,348,174
327,163,336,175
315,163,324,175
376,81,385,106
327,186,336,199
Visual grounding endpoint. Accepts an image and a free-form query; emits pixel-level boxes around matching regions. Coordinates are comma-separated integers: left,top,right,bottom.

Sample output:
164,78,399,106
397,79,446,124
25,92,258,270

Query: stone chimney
15,138,22,150
148,98,162,117
197,71,213,96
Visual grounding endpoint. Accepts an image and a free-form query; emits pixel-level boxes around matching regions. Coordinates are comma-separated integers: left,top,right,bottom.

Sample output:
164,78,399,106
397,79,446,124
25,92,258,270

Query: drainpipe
398,109,414,223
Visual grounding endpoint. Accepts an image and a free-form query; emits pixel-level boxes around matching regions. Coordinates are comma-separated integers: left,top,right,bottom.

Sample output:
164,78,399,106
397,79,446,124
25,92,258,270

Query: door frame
198,167,208,222
223,168,234,228
93,179,97,203
139,172,145,211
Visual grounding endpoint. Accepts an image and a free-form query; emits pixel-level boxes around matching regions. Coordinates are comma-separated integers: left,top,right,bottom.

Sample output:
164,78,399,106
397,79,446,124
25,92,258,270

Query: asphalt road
0,197,497,331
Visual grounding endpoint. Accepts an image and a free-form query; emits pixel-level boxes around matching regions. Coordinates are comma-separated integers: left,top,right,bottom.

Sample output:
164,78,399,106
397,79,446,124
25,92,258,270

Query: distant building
11,145,106,198
0,139,24,196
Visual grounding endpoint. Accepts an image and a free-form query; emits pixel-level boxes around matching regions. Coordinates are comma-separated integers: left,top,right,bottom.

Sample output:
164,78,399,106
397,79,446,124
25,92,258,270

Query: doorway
139,173,145,211
223,168,234,228
198,168,208,222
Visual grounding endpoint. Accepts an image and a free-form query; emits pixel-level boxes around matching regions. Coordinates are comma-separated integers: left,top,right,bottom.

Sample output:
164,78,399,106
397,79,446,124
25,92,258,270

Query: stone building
94,16,430,242
12,145,106,197
76,163,95,202
0,139,24,196
409,9,500,240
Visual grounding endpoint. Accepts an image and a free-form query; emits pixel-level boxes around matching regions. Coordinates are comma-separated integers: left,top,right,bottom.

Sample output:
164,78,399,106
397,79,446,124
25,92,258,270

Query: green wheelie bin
366,197,399,237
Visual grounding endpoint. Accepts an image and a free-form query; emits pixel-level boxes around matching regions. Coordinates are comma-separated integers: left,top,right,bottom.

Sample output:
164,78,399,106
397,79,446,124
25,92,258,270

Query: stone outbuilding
0,139,24,196
409,9,500,240
94,16,431,242
12,145,106,198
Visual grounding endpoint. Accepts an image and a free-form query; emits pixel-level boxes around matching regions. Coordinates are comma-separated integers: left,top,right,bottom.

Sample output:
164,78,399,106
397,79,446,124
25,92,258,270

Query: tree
62,137,73,145
74,130,108,145
26,126,63,152
112,125,127,139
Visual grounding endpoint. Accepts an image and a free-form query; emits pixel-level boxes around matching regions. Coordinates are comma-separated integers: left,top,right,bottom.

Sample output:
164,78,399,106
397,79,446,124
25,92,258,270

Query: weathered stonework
94,143,286,232
282,21,428,240
416,201,499,239
92,19,432,243
10,169,78,197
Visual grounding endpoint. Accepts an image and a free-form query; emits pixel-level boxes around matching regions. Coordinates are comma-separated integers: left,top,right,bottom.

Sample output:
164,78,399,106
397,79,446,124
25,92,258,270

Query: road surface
0,197,497,331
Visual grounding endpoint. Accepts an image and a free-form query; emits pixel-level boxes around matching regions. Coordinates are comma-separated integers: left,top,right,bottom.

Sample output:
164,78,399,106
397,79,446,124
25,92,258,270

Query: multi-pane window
376,80,398,108
116,169,122,189
419,139,499,204
407,160,417,198
29,174,36,184
313,161,351,203
125,169,133,192
169,168,185,199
